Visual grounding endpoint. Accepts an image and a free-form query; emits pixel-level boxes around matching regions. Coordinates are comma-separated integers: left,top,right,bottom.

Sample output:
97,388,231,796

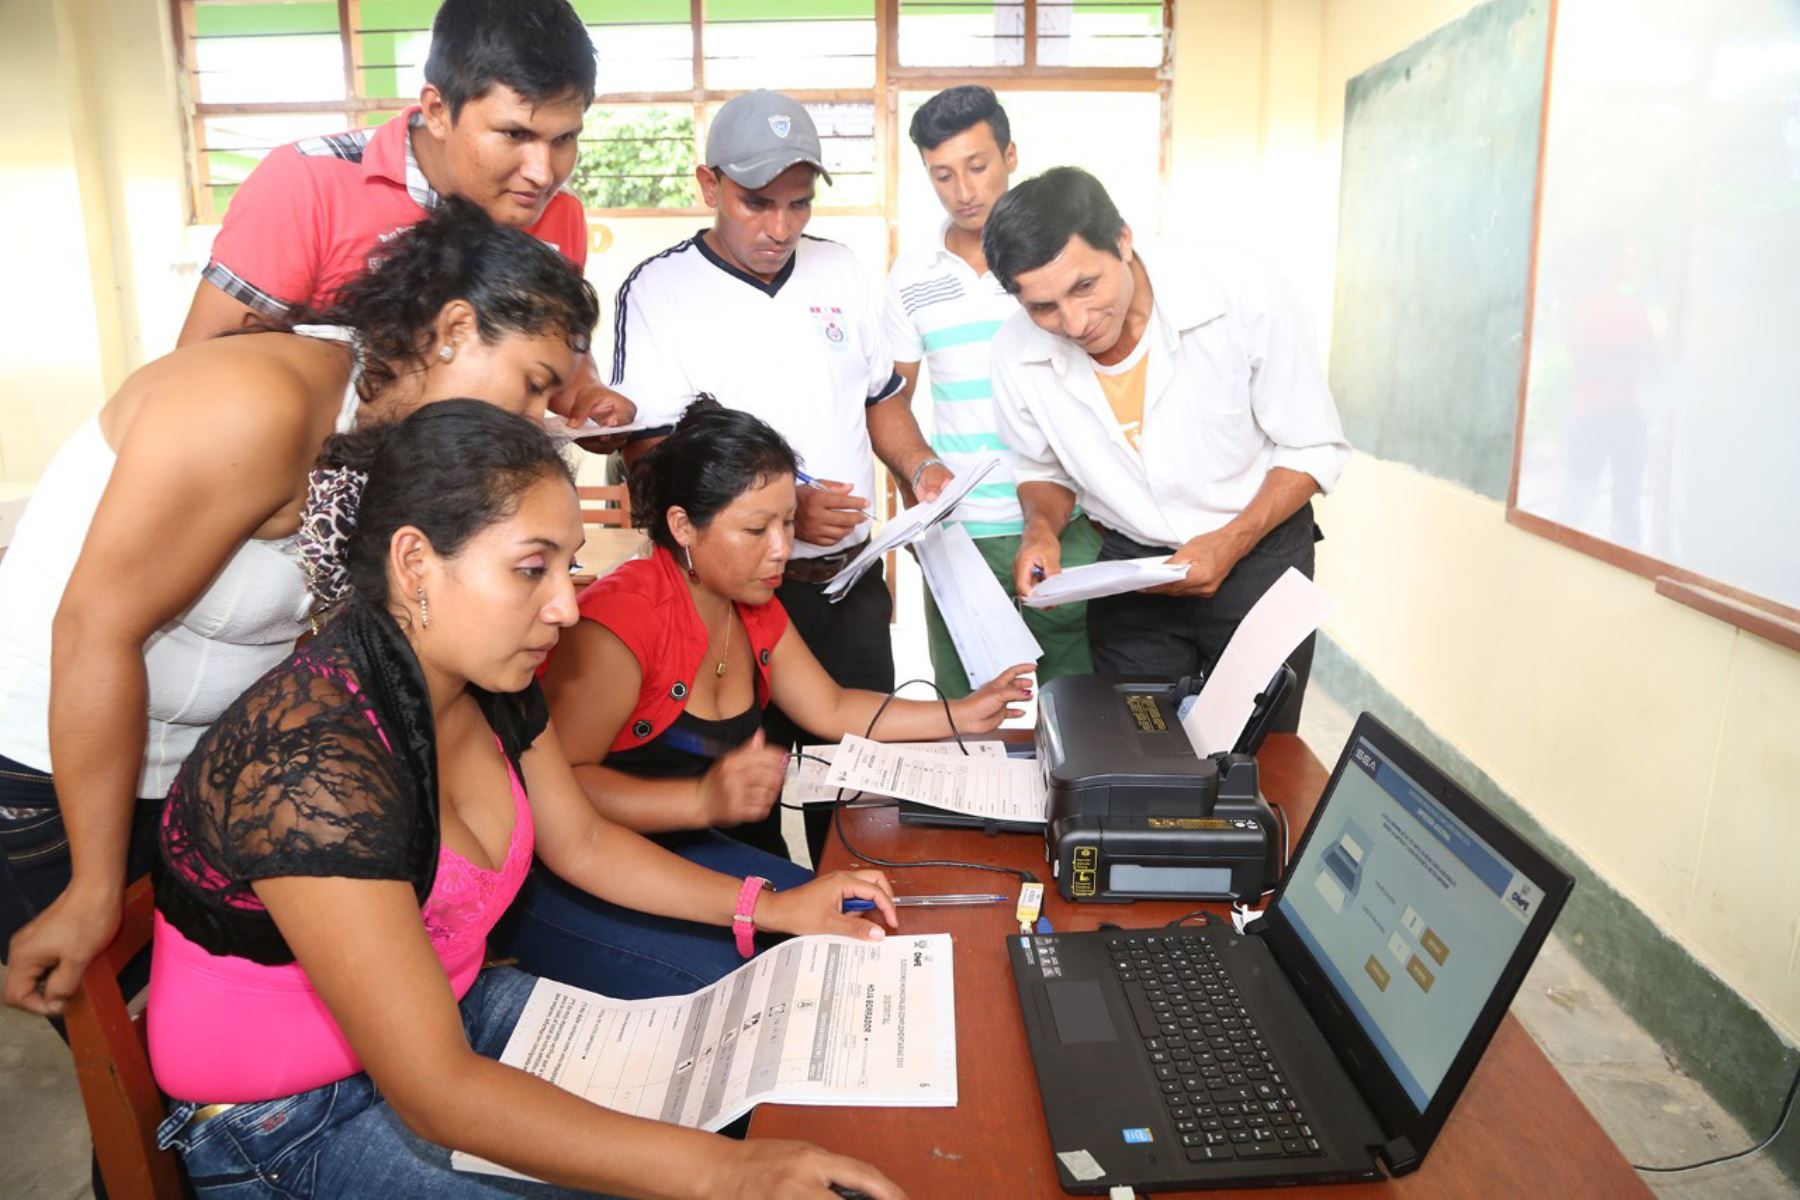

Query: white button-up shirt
991,242,1350,549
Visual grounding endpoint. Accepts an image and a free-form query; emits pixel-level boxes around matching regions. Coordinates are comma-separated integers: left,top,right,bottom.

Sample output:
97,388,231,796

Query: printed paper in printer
1180,567,1335,755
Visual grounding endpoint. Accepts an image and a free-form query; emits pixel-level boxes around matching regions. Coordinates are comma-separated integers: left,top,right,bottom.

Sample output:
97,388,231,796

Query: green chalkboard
1328,0,1549,501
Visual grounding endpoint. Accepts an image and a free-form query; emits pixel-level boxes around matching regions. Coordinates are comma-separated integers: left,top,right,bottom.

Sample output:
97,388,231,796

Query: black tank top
606,703,763,780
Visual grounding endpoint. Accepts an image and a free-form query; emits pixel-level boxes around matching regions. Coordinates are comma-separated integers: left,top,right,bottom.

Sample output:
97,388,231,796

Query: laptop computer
1008,712,1574,1191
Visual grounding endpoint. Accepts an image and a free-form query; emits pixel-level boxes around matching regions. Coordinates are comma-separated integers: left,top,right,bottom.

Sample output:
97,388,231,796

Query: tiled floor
2,562,1793,1195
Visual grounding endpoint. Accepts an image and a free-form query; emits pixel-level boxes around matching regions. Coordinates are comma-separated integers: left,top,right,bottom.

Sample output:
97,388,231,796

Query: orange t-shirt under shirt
1092,329,1153,452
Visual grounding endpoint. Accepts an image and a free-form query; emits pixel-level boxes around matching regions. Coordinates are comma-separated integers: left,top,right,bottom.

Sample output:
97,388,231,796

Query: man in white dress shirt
984,167,1350,731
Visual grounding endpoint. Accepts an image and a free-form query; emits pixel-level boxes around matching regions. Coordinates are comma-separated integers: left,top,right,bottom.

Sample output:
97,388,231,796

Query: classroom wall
1299,0,1800,1042
0,0,192,485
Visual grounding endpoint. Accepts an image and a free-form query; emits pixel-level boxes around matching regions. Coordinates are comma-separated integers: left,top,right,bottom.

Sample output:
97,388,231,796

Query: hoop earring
683,544,699,581
417,585,430,629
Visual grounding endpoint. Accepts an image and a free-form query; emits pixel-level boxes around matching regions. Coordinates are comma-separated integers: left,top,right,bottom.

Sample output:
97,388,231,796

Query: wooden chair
577,483,632,529
63,874,186,1199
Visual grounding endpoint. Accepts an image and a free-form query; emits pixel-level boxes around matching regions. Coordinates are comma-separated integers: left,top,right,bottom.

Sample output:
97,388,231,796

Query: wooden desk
573,526,649,588
749,735,1649,1198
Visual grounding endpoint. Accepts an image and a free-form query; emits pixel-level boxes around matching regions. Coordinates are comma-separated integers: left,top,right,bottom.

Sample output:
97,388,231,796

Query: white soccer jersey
883,221,1028,538
613,232,902,559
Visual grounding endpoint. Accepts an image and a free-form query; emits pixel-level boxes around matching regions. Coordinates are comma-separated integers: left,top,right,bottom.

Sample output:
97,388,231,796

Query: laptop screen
1273,734,1550,1111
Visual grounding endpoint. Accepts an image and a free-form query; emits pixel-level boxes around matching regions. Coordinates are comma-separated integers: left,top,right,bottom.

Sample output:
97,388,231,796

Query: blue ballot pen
794,468,824,490
842,894,1010,912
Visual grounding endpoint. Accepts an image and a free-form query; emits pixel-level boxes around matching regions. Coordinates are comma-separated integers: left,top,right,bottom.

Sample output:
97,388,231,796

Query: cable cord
829,677,1039,887
1632,1060,1800,1173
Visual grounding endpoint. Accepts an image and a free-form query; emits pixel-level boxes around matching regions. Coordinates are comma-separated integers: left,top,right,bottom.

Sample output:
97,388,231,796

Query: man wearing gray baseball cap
705,88,834,190
609,91,905,867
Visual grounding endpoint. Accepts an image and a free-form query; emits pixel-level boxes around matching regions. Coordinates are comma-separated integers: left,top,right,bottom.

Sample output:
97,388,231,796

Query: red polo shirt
202,106,588,316
573,547,789,754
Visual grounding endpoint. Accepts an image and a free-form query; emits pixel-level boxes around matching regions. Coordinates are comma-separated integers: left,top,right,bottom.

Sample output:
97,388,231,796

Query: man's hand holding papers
823,455,1000,600
1020,556,1190,608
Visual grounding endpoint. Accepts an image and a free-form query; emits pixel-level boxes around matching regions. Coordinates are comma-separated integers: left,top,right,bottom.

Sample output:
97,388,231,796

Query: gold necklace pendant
714,605,732,677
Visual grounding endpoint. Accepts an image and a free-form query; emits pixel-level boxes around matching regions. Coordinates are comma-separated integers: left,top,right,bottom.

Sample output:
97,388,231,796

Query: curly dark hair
314,196,599,402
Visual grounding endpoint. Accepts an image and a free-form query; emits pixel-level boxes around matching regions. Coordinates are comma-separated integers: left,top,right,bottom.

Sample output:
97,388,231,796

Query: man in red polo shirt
177,0,629,429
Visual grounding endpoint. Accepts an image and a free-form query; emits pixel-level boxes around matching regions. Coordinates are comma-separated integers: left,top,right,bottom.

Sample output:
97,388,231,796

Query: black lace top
154,599,548,966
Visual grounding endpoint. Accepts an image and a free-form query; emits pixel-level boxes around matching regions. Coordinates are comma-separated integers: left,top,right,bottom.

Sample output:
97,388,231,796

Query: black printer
1035,674,1284,902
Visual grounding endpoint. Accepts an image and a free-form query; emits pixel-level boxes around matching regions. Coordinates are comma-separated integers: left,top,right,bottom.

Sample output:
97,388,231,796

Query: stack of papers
1021,555,1190,607
454,934,957,1180
823,455,1001,601
915,524,1043,691
822,734,1047,826
787,738,1008,806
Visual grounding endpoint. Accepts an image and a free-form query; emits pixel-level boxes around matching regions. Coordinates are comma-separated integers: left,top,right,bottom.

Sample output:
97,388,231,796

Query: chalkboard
1511,0,1800,617
1328,0,1550,501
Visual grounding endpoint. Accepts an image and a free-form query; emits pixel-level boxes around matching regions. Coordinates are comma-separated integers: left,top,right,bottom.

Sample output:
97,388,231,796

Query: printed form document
454,933,957,1180
822,734,1046,825
789,738,1007,807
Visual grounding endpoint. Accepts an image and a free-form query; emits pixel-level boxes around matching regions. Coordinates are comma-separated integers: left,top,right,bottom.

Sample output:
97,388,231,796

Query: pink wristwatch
733,875,772,958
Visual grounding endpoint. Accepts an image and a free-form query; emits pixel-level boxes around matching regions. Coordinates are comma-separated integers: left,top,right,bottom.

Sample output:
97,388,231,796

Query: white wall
1302,0,1800,1036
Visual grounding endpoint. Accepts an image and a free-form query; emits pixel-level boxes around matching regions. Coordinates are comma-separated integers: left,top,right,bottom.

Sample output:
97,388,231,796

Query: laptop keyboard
1107,932,1325,1163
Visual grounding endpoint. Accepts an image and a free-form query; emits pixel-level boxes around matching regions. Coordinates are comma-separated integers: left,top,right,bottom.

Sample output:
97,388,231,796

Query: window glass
571,106,700,209
1040,1,1164,69
897,1,1025,68
704,1,877,90
201,112,353,213
191,2,343,104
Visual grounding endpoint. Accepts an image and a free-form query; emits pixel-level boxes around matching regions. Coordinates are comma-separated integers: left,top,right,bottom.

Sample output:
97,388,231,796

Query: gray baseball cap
706,90,833,189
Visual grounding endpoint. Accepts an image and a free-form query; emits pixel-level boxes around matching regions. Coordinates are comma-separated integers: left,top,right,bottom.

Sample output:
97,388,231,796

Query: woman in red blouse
511,401,1030,998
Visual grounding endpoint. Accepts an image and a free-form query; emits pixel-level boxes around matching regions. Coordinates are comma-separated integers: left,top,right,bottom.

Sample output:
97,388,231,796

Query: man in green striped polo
870,86,1101,699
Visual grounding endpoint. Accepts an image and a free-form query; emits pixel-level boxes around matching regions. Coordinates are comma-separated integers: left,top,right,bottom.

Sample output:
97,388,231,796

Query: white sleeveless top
0,327,363,798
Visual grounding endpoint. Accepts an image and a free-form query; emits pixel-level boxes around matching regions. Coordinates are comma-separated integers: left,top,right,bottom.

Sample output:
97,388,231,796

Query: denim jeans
490,830,813,1000
158,967,617,1198
0,754,163,1001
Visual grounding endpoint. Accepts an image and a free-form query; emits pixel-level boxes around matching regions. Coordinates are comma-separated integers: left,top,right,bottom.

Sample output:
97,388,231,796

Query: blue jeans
158,968,616,1198
0,754,163,1026
491,830,813,1000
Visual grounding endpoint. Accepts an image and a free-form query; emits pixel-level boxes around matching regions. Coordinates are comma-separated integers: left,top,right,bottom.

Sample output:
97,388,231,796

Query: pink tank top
146,756,535,1103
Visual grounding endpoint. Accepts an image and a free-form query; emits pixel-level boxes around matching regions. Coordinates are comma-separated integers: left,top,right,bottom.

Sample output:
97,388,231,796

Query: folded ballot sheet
915,523,1043,691
454,933,957,1181
823,455,1000,601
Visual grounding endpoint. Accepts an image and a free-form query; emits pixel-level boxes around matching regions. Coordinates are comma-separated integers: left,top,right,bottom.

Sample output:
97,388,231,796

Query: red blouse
572,547,789,754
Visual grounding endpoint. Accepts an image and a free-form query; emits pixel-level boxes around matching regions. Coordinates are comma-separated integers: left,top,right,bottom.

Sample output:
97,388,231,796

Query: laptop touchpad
1044,980,1118,1044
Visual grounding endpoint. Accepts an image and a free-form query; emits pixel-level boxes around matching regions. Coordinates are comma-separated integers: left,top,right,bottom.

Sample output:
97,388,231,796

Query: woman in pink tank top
149,403,906,1199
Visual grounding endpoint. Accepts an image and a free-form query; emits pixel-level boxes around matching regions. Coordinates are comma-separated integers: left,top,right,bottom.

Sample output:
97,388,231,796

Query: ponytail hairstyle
315,196,600,402
314,399,575,611
628,397,800,552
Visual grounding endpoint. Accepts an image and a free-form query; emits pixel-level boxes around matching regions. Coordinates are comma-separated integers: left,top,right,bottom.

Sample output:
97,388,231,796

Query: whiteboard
1513,0,1800,611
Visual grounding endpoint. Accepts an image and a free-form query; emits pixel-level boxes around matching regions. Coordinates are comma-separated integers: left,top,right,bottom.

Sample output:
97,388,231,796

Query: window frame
173,0,1171,229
